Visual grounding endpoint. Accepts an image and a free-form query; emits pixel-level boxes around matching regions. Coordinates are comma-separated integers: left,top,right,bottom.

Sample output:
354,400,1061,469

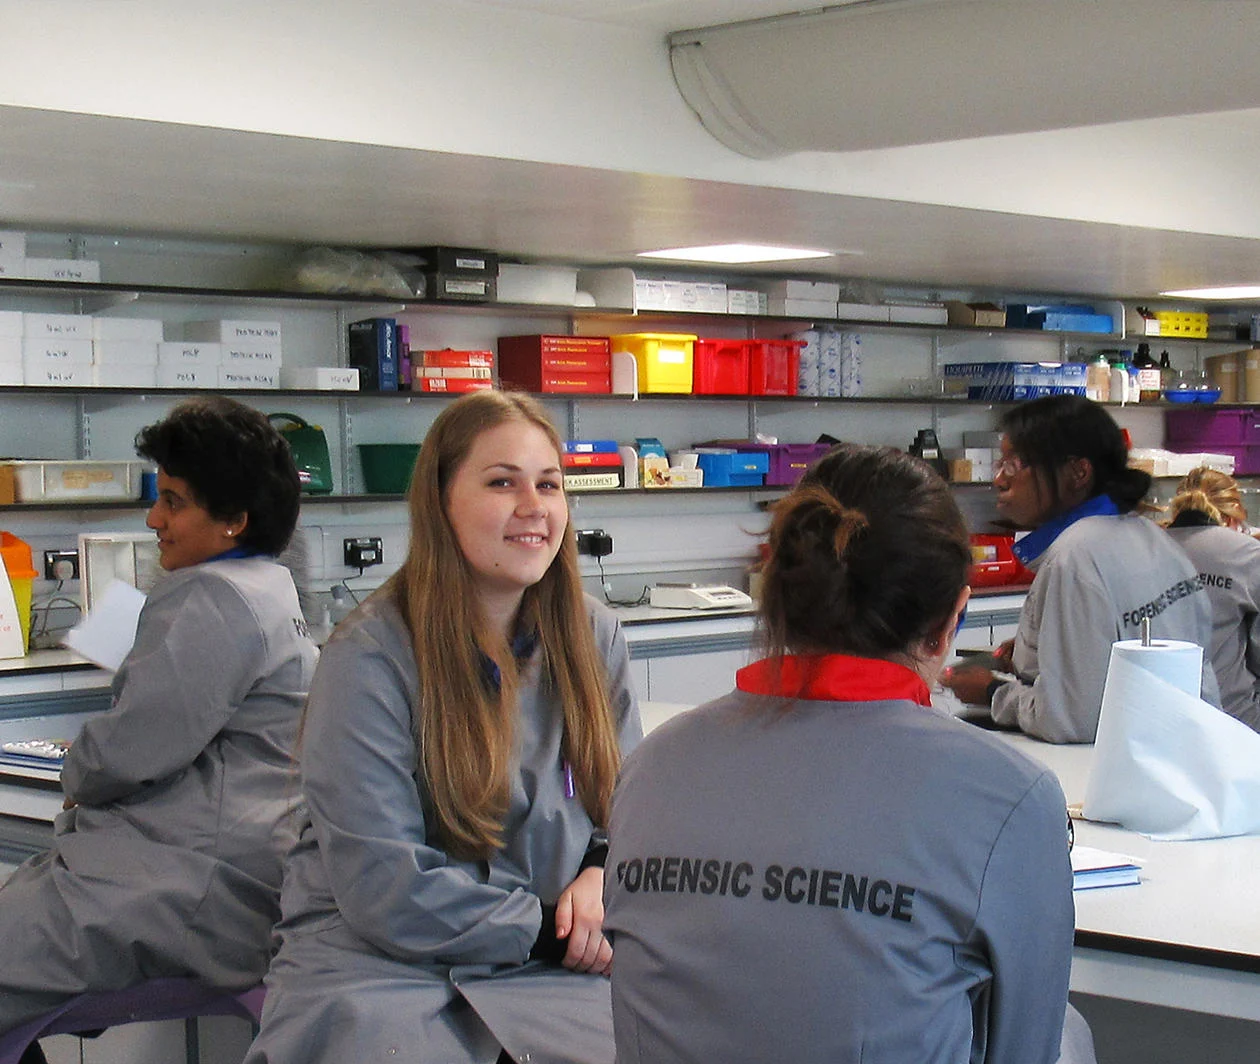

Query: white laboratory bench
1000,733,1260,1023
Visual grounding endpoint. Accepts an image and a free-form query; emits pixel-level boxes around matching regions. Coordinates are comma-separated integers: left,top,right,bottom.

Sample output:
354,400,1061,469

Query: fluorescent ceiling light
637,243,842,264
1160,285,1260,300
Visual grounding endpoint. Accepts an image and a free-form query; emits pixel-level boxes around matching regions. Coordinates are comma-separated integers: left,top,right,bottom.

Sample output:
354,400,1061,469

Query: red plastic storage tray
749,339,805,396
969,534,1033,588
692,338,750,394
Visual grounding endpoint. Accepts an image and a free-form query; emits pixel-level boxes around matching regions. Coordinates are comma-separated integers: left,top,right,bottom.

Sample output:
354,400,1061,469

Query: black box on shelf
415,246,499,278
423,271,496,303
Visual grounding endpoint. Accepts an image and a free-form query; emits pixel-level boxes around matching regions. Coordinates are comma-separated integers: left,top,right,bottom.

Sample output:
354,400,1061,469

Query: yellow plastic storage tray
1154,311,1208,338
609,332,697,394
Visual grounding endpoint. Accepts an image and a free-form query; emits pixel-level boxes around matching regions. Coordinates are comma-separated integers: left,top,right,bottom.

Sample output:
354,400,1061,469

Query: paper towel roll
1085,637,1260,839
1108,639,1202,699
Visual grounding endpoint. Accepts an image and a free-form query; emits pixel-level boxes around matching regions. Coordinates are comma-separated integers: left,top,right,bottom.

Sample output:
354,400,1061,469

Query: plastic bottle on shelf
1086,352,1111,402
1109,354,1130,403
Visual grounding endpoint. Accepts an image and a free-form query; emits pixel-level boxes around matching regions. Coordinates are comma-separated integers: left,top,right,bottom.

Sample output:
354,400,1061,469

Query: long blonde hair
1166,466,1248,528
388,391,622,859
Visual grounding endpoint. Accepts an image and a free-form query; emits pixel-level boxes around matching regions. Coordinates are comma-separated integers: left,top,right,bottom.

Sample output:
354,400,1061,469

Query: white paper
1084,640,1260,839
63,579,146,672
0,563,24,659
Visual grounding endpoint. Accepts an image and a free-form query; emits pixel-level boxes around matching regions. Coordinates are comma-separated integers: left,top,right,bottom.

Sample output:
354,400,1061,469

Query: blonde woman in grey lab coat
0,396,316,1063
245,391,641,1064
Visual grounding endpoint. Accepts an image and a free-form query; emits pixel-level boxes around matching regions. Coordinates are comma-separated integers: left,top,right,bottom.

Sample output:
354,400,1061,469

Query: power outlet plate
43,549,80,581
343,536,383,568
576,528,613,558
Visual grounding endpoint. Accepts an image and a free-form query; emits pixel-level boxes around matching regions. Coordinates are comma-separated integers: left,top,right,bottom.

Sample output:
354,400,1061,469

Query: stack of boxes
21,313,93,387
497,335,611,393
794,328,862,397
562,439,624,491
182,319,282,390
91,317,163,388
413,349,495,393
418,246,498,303
942,361,1087,400
1,311,283,389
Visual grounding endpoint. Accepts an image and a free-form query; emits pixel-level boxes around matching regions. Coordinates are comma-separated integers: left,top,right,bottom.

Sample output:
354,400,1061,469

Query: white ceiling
3,0,1260,304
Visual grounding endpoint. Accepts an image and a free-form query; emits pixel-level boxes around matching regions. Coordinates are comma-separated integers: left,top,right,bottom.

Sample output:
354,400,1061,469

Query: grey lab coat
0,556,316,1031
991,512,1220,743
604,686,1077,1064
1167,521,1260,731
243,592,641,1064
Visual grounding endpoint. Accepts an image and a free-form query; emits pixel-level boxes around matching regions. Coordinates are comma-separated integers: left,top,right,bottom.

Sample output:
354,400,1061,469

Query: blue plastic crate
695,450,770,487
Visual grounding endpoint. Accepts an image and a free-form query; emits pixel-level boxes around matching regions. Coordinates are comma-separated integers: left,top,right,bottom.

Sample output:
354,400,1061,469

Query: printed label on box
23,258,102,283
157,365,215,388
23,313,93,340
158,342,222,365
22,338,94,364
22,361,92,387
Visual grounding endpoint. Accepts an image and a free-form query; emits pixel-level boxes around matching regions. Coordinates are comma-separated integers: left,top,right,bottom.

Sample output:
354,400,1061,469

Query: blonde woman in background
244,391,641,1064
1165,466,1260,730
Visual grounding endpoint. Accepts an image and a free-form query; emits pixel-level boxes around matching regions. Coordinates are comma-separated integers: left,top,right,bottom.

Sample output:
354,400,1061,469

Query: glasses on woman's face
994,454,1027,479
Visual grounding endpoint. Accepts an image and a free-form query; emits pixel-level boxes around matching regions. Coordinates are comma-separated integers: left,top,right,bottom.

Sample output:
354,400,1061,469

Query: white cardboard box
23,258,101,283
23,313,93,340
836,302,892,322
280,366,360,390
22,359,92,386
0,230,27,263
92,363,159,388
0,362,22,385
496,263,578,306
888,303,948,325
0,311,23,339
157,364,215,389
727,289,768,315
217,366,279,389
184,319,282,343
93,341,159,366
765,279,842,302
769,297,838,318
91,317,164,342
22,338,94,364
157,341,222,365
0,337,19,364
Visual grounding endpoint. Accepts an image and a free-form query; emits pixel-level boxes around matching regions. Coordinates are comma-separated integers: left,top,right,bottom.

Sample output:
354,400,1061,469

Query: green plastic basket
358,443,420,495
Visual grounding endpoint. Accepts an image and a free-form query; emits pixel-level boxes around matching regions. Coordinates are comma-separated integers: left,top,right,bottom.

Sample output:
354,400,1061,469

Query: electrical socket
576,529,614,558
343,536,383,569
43,549,80,581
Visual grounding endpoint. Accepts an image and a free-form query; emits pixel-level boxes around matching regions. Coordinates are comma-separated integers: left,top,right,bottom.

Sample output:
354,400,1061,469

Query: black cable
597,557,650,607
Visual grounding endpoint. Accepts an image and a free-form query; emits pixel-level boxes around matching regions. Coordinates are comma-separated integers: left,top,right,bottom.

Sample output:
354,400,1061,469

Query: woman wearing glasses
604,443,1094,1063
944,394,1218,742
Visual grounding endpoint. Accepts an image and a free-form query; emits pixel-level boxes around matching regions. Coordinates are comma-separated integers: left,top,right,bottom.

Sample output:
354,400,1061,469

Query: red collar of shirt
736,653,932,707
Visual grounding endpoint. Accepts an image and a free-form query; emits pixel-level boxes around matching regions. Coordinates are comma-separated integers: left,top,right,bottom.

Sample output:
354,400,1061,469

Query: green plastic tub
358,443,420,494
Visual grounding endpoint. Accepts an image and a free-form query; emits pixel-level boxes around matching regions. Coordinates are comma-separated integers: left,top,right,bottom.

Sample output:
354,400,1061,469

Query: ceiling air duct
669,0,1260,158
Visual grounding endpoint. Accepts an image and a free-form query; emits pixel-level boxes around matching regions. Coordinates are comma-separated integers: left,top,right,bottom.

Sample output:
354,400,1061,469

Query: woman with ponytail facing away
604,444,1094,1064
944,394,1219,743
245,391,640,1064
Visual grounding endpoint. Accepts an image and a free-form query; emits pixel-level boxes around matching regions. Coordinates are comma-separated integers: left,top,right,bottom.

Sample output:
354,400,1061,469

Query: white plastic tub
8,460,145,502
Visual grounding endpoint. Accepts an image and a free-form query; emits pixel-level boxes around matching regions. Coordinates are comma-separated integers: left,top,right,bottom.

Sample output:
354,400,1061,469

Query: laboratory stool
0,978,265,1064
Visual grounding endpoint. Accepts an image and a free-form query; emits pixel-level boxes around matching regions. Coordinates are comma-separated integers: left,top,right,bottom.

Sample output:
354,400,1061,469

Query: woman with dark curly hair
0,395,317,1059
604,443,1094,1064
